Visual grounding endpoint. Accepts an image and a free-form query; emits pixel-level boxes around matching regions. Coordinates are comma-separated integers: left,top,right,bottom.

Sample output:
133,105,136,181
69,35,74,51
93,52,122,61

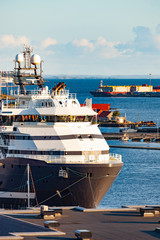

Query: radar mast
13,45,44,94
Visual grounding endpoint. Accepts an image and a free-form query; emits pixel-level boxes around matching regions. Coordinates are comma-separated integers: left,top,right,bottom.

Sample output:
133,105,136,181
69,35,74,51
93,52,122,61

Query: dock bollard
75,229,92,240
42,210,55,219
54,208,63,217
44,220,60,229
40,205,49,215
140,207,155,217
40,205,55,219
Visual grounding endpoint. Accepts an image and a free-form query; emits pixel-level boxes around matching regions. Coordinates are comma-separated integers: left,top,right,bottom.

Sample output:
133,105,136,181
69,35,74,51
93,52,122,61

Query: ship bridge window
69,116,76,122
76,116,84,122
91,115,97,124
0,114,95,125
46,101,52,107
41,116,46,122
1,116,12,126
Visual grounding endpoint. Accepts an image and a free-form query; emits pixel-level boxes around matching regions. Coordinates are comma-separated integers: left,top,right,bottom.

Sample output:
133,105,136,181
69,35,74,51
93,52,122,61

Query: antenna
22,44,32,68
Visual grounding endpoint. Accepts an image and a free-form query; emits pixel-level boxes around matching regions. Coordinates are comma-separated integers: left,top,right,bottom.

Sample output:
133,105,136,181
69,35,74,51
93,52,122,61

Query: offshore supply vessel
0,46,123,209
90,80,160,97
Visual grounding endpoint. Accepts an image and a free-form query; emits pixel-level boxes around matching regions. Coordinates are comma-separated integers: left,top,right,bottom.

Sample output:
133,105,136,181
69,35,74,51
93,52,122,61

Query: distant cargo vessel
90,80,160,97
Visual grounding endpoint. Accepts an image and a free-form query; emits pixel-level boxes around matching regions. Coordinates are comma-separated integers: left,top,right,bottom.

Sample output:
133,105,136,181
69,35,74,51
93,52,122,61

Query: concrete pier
0,206,159,240
102,132,159,141
109,145,160,150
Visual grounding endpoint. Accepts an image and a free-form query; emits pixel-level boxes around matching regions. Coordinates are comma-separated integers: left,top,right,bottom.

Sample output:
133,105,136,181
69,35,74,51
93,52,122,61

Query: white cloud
72,38,94,51
154,35,160,50
94,37,122,59
96,37,120,48
100,46,121,59
0,34,30,48
71,37,125,58
41,38,57,49
96,37,107,46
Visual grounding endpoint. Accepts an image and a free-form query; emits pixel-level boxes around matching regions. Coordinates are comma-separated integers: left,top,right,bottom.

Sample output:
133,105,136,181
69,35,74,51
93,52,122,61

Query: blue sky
0,0,160,76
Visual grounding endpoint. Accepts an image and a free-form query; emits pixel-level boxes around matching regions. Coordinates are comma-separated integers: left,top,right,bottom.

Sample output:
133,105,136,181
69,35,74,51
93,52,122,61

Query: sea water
15,78,160,208
59,78,160,208
100,144,160,208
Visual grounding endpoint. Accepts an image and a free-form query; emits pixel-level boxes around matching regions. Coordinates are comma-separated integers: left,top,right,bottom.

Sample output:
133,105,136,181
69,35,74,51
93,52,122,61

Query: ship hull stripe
6,134,104,140
0,191,35,199
8,150,109,155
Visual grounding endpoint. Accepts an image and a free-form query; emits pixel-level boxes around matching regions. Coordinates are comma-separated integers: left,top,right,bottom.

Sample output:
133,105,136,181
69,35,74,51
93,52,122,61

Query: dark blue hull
0,157,123,209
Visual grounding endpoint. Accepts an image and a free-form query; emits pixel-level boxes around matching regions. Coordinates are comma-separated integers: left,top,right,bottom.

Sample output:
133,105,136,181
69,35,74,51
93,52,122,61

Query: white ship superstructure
0,46,123,209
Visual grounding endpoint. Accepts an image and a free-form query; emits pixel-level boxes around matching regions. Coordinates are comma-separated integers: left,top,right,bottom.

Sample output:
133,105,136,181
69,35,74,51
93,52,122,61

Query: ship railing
3,102,30,109
43,154,122,163
10,89,51,97
0,126,13,132
8,89,76,100
52,90,77,99
6,153,122,163
109,153,122,162
68,93,77,99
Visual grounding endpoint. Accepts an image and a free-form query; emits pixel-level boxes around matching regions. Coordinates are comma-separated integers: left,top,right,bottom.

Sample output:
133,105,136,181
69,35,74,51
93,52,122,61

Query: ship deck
0,206,159,240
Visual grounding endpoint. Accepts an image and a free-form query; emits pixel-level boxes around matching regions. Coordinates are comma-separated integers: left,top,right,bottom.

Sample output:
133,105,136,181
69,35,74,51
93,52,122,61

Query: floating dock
109,145,160,150
0,206,160,240
103,132,160,142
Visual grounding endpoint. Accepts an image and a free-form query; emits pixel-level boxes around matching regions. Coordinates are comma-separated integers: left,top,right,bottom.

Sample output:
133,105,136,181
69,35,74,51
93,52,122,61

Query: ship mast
13,45,44,94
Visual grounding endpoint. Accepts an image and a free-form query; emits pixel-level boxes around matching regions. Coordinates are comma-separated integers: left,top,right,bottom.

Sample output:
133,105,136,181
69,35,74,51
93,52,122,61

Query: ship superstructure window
55,115,94,122
8,149,65,155
0,115,95,125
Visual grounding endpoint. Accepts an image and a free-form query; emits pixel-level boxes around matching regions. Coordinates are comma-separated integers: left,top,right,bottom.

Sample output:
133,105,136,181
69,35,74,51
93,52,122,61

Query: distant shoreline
44,75,160,80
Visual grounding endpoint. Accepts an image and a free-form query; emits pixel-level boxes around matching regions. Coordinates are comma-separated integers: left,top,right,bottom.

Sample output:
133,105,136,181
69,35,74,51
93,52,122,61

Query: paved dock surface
0,214,53,236
0,207,160,240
